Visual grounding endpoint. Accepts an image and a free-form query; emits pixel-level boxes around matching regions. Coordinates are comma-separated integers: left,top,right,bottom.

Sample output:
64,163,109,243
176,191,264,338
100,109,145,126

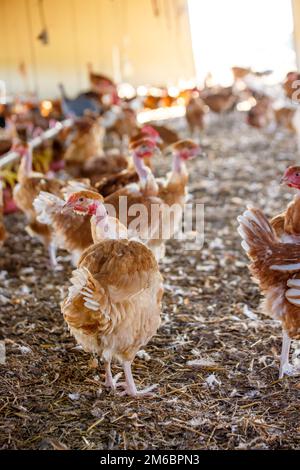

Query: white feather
68,267,89,301
241,240,250,252
287,278,300,288
271,262,300,272
33,191,63,225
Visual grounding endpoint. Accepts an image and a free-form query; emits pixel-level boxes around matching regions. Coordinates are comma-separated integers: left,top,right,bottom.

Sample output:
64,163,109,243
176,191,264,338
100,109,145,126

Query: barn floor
0,113,300,450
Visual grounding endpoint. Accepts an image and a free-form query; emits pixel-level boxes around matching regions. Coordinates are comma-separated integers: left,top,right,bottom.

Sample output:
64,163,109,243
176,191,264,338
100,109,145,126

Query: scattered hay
0,114,299,449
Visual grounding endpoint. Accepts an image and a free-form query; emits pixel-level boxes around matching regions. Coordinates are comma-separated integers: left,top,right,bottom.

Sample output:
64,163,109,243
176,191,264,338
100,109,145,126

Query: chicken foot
118,361,158,397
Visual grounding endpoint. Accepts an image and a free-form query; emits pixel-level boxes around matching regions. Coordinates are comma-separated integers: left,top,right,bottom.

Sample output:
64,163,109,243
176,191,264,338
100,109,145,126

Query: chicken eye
78,197,84,202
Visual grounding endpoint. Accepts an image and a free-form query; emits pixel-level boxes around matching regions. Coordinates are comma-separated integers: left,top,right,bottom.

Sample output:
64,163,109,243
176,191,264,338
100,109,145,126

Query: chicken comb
67,190,103,203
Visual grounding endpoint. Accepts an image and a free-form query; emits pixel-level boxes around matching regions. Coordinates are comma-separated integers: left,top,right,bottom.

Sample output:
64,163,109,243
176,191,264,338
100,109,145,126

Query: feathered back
238,207,300,289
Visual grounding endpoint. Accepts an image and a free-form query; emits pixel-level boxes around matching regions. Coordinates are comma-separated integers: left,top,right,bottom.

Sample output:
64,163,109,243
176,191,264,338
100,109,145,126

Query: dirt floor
0,113,300,450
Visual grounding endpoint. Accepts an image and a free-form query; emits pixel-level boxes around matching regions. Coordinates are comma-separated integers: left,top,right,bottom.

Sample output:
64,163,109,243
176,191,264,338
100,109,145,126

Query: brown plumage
95,169,139,197
13,151,66,266
0,139,12,156
33,184,97,266
274,107,296,132
238,206,300,378
231,66,251,81
159,140,200,206
104,138,166,260
148,139,201,259
81,151,129,185
271,201,300,242
247,96,274,129
14,143,94,267
105,187,163,241
150,125,179,147
61,194,163,396
109,108,138,139
64,116,104,177
202,87,237,113
186,97,207,135
271,166,300,242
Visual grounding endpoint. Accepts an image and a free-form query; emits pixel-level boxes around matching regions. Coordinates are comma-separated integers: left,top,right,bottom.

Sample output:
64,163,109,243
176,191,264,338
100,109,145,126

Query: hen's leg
279,330,292,378
279,331,300,378
48,242,58,269
104,361,122,390
121,361,157,397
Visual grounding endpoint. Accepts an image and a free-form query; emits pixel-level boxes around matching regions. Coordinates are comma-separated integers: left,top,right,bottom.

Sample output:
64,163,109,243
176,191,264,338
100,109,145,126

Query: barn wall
292,0,300,70
0,0,195,99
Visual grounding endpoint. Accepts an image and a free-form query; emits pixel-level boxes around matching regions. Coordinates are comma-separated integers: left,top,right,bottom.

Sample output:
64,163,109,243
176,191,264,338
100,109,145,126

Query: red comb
141,125,159,137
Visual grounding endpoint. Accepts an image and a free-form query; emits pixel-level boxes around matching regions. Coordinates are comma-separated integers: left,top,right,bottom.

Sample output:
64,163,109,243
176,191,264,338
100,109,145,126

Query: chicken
232,67,272,82
58,83,101,118
274,107,296,132
270,166,300,243
87,65,119,106
81,149,129,185
33,182,95,266
131,125,162,147
238,206,300,378
186,97,207,136
110,107,138,140
82,126,161,189
130,125,163,168
13,144,66,267
61,191,163,396
71,114,147,184
95,169,139,198
247,96,274,129
202,87,237,114
273,107,300,151
147,125,179,148
64,116,105,177
152,140,201,256
159,140,201,206
231,66,251,81
104,137,165,260
0,180,7,246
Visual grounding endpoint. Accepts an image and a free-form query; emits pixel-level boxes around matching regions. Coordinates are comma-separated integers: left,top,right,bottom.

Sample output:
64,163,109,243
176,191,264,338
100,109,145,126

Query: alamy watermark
103,197,205,250
291,80,300,104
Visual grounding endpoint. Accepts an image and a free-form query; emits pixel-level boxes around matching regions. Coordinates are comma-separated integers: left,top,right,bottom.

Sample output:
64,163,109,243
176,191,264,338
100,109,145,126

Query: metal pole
0,118,73,169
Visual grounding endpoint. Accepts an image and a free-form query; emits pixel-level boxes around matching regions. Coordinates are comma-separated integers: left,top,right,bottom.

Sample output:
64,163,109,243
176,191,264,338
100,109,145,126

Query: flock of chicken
1,68,300,397
0,109,202,396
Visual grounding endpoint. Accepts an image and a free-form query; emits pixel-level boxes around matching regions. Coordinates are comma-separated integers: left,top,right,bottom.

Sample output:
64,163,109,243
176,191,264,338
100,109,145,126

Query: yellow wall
292,0,300,70
0,0,196,98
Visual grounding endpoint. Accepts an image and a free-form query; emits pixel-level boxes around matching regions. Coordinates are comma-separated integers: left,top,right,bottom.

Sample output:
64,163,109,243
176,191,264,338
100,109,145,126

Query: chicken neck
132,152,158,195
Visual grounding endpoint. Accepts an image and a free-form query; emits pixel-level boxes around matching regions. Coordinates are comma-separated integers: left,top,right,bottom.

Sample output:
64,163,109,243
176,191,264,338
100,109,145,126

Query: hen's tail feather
63,266,114,336
67,267,111,314
237,205,276,259
33,191,64,225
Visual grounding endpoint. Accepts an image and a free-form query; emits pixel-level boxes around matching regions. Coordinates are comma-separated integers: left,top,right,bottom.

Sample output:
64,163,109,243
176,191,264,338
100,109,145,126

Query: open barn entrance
188,0,296,85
